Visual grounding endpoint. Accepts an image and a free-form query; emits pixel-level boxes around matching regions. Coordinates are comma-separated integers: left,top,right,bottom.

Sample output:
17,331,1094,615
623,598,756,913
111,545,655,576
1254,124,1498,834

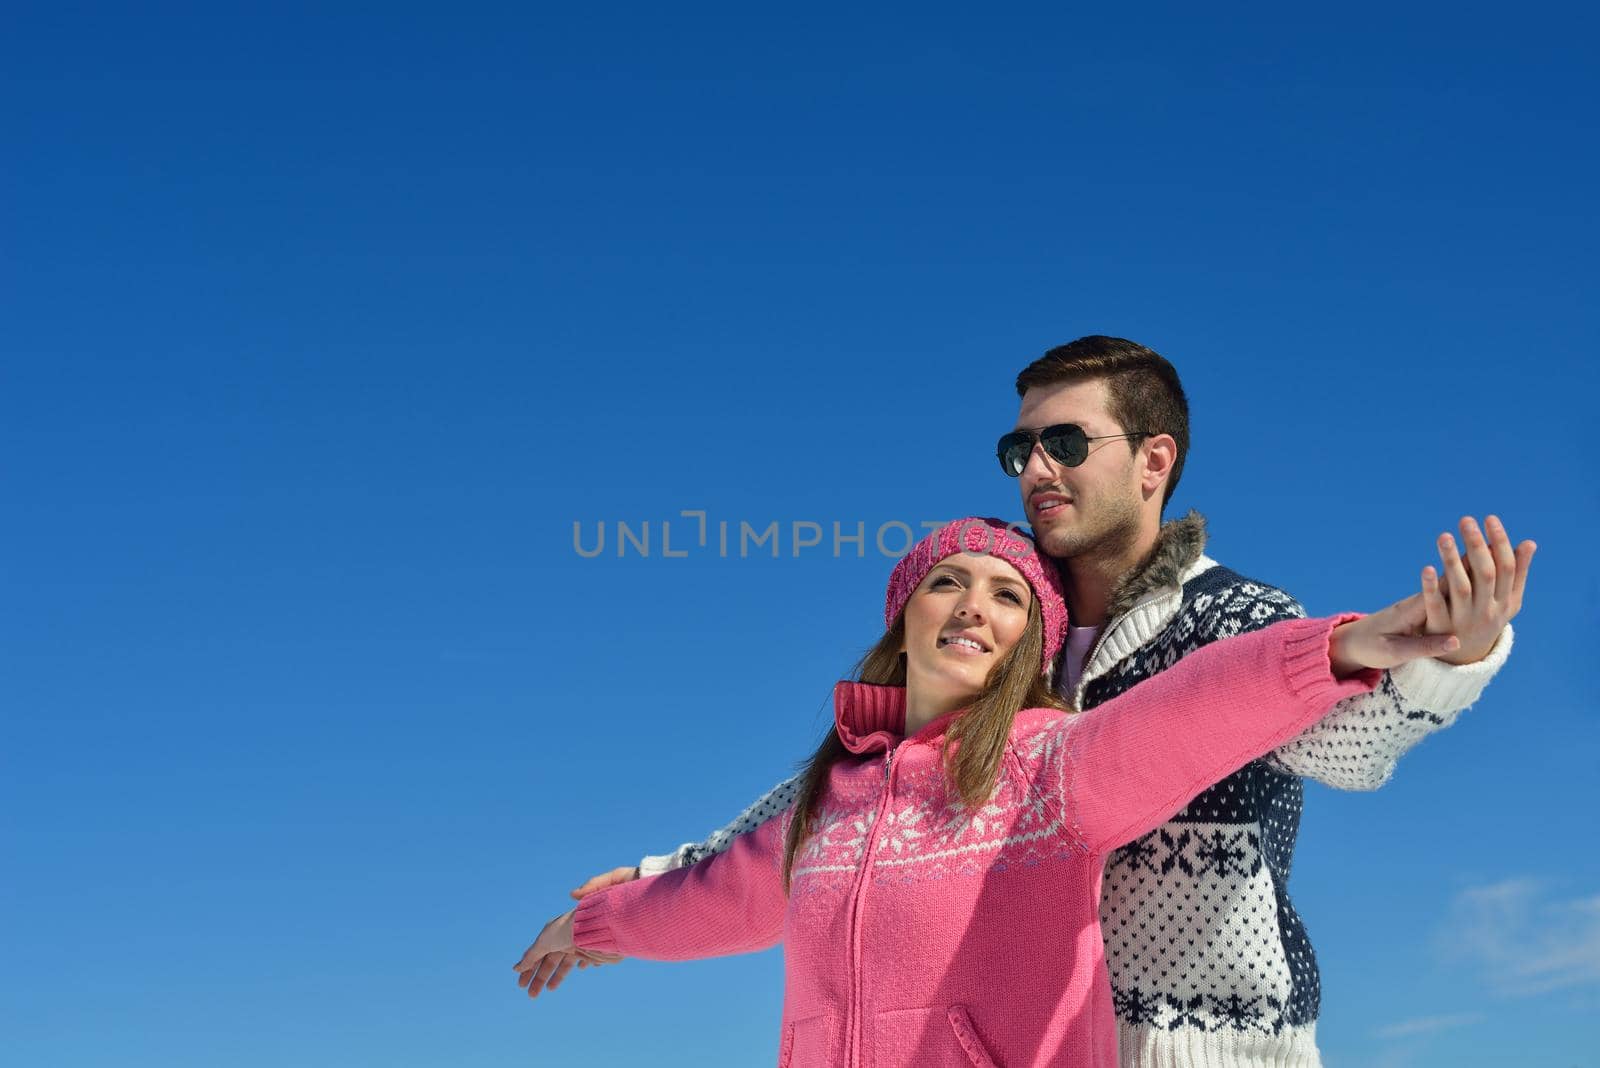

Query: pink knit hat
884,517,1068,674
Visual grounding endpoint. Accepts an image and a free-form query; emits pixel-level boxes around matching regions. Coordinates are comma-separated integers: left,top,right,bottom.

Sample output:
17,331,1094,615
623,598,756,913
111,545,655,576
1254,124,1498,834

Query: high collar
832,681,965,755
1102,509,1209,619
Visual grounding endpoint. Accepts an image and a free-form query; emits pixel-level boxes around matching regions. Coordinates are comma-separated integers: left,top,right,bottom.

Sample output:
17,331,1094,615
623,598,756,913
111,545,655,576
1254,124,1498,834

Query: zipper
1072,567,1197,707
1072,609,1131,710
843,743,899,1067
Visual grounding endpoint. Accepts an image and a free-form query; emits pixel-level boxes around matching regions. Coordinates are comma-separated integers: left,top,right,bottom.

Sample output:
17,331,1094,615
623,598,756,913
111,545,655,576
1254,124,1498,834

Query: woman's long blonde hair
779,592,1066,890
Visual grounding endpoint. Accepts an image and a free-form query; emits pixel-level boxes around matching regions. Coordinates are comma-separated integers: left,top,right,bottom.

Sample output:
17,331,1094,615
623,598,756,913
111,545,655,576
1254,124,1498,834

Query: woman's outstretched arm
514,805,790,997
1045,600,1458,856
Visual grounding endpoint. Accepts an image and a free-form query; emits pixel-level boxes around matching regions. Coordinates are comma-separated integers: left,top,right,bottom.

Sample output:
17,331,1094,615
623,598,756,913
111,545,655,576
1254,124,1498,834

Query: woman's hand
509,866,641,999
513,909,594,999
1328,595,1460,677
561,866,637,968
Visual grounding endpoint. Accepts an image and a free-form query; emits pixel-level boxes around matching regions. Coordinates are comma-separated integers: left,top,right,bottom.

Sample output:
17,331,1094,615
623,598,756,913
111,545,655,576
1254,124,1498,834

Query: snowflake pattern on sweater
787,728,1077,894
1088,570,1321,1038
1086,562,1497,1049
639,513,1511,1067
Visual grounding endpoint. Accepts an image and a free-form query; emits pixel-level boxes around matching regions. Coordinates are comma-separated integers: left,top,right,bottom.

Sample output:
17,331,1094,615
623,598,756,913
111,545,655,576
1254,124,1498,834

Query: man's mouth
1031,493,1073,517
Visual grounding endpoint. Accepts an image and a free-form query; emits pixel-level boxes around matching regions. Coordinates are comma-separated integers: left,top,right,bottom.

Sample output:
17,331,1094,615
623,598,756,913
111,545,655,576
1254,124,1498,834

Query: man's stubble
1034,459,1145,571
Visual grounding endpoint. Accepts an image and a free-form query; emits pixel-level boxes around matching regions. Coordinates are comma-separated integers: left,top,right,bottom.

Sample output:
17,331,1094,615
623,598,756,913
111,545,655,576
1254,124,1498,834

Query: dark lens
1040,424,1089,467
996,432,1032,477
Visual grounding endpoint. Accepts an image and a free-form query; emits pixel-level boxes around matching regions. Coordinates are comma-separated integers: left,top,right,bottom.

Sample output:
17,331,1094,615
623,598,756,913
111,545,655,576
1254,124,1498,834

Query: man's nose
1020,440,1060,488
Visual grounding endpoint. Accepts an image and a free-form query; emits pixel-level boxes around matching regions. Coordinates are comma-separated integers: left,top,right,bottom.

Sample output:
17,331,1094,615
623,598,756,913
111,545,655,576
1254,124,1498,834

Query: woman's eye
931,575,958,588
998,588,1023,604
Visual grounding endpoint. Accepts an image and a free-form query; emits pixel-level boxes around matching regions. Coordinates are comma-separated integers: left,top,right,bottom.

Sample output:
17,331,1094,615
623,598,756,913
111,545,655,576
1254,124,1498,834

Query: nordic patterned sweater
636,513,1514,1068
578,616,1381,1068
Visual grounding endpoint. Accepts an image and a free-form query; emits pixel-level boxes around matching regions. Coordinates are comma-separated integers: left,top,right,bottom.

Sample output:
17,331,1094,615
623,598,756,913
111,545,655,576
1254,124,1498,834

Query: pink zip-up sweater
573,615,1379,1067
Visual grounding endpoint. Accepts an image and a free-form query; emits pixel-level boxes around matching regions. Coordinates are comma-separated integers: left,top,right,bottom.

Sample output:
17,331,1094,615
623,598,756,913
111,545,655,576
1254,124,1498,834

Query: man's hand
571,866,641,900
1424,515,1534,665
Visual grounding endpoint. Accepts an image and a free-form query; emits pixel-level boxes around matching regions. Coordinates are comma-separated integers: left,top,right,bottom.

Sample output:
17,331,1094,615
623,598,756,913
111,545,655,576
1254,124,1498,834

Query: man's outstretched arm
1260,515,1533,789
636,774,804,876
568,773,803,910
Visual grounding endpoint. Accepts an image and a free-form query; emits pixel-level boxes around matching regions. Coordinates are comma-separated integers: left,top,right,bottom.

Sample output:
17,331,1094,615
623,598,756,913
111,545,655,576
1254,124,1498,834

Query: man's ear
1140,434,1178,499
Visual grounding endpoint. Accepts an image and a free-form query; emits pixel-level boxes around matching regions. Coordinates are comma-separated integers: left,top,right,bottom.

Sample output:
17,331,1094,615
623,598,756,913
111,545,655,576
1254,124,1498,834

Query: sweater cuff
1387,622,1513,714
571,886,622,956
638,850,684,877
1281,613,1383,700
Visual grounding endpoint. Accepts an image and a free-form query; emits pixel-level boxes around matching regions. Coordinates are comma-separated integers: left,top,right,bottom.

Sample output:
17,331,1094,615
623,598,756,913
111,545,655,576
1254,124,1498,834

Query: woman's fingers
527,952,564,998
513,948,545,990
1387,631,1461,664
513,909,582,1000
1384,591,1427,632
546,954,579,991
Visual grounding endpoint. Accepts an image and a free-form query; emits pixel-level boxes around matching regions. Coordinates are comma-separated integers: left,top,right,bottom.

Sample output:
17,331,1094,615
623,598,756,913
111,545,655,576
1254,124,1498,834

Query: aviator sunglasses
996,424,1151,477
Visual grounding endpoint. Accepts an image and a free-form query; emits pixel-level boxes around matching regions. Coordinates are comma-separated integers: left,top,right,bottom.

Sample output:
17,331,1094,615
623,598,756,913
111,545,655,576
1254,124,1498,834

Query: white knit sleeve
1184,579,1515,791
1264,623,1513,789
637,774,804,876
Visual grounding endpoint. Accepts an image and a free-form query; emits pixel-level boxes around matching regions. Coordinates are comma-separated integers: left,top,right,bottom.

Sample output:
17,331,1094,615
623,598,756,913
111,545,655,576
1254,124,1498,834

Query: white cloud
1368,1047,1420,1068
1373,1013,1483,1039
1440,878,1600,996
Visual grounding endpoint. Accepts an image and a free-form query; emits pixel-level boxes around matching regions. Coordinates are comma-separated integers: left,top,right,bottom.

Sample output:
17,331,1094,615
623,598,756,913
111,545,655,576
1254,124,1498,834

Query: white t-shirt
1058,623,1103,696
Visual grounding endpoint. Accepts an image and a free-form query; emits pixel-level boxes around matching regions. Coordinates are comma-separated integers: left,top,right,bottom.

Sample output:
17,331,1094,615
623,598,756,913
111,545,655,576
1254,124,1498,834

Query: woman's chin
919,676,984,710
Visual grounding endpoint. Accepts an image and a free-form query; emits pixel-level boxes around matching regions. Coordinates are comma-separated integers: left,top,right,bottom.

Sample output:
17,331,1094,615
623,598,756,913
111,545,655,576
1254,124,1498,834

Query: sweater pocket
870,1004,1000,1068
777,1013,837,1068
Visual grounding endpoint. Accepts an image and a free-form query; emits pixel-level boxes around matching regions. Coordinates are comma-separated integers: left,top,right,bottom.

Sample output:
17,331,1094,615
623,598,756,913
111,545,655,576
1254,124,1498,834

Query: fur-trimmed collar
1104,509,1209,619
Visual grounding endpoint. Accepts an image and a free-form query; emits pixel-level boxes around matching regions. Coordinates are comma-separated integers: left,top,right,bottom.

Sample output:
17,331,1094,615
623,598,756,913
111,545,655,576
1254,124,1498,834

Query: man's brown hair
1013,335,1190,510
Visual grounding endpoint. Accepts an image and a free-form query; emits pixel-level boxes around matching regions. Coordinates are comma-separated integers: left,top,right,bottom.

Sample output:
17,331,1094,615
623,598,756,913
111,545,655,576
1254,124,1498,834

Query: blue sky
3,4,1596,1066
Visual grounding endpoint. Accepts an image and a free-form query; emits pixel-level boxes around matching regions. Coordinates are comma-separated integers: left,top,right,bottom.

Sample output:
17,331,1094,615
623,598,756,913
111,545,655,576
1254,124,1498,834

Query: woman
514,517,1461,1067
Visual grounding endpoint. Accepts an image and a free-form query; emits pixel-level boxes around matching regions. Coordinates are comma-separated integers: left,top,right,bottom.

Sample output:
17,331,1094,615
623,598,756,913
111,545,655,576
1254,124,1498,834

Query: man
561,336,1532,1067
